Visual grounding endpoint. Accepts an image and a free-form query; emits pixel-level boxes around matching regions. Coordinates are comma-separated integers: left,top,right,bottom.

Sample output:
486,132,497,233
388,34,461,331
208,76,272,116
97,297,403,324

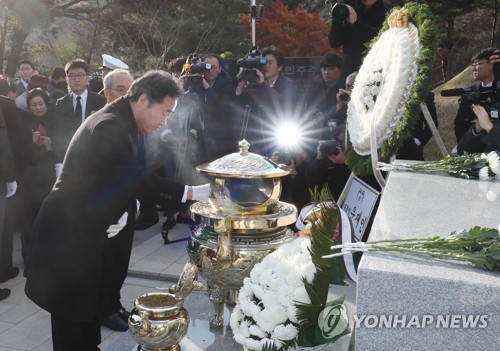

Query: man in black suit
15,60,35,97
52,59,107,177
0,110,17,301
0,75,32,274
25,71,210,351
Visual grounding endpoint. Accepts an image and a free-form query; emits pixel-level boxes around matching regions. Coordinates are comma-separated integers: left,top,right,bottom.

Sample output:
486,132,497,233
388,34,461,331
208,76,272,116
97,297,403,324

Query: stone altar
355,170,500,351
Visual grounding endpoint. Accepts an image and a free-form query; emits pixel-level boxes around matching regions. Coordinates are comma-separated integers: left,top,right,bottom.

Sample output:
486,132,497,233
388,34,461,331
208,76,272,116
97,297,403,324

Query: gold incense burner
188,140,297,327
129,261,202,350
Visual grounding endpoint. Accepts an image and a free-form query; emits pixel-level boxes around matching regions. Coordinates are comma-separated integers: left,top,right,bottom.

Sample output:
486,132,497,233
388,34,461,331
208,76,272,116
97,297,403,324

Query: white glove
5,181,17,198
107,212,128,238
191,184,210,201
55,163,63,178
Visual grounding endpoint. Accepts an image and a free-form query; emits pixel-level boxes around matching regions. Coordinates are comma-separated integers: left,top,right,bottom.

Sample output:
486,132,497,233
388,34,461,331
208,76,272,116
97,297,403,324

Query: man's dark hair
168,56,186,75
320,52,343,69
473,47,499,62
203,53,223,67
17,60,35,70
127,70,183,104
262,46,285,67
51,67,66,80
27,88,50,107
0,75,10,96
64,59,90,75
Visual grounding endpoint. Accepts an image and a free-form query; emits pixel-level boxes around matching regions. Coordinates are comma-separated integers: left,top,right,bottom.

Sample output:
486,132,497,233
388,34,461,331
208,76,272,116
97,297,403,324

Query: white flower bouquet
378,152,500,180
230,189,350,351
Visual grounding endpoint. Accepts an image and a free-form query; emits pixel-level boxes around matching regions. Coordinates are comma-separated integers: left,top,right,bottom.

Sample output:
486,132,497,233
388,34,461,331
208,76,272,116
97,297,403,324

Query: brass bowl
129,293,189,351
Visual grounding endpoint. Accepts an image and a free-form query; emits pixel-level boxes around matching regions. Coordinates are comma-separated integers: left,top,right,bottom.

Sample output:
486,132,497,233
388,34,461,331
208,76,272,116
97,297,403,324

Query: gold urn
129,261,202,350
188,140,297,327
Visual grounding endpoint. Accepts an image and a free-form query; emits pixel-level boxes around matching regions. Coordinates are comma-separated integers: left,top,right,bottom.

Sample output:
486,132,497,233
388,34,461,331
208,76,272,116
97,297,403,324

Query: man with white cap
100,54,129,82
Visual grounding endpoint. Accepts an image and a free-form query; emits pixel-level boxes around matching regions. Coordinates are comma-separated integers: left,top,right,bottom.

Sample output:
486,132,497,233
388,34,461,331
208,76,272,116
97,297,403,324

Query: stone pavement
0,212,192,351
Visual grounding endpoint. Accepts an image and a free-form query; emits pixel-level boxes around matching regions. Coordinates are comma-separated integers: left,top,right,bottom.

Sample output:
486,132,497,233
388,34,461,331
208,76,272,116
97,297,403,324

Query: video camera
237,46,267,84
327,0,350,23
441,86,500,121
181,53,211,92
441,50,500,121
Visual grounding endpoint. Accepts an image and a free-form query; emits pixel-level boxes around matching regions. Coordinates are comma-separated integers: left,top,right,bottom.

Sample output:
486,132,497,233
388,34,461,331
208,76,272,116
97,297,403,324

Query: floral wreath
345,2,438,179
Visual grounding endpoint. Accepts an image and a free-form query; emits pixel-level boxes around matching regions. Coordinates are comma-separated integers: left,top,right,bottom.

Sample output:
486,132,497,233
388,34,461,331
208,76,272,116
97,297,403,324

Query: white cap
100,54,129,70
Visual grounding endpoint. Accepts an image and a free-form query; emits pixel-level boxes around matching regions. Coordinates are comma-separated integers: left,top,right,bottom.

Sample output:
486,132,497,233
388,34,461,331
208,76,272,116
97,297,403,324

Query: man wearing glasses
454,48,497,145
52,59,107,178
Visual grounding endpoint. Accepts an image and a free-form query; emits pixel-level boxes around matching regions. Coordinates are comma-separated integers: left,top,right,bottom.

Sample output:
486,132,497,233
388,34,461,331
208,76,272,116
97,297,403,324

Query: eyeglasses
470,61,490,69
67,73,88,80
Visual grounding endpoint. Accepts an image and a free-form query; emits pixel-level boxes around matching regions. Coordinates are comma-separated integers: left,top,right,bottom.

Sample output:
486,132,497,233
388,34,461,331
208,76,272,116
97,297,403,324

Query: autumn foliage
241,1,336,56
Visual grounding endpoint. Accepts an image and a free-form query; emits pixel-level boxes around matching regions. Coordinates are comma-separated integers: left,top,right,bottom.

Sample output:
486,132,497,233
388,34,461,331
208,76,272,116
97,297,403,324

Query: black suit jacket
25,97,185,321
52,91,107,163
0,110,15,187
15,80,27,98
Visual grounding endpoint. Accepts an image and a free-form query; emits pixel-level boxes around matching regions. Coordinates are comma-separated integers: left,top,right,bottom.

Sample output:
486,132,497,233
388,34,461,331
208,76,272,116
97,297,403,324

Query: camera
320,139,342,158
237,46,267,84
329,0,350,23
441,87,500,121
338,90,350,103
181,53,211,92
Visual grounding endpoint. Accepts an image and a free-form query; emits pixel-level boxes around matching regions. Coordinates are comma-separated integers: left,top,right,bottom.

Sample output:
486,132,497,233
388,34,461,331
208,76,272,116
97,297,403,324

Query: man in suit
99,68,136,332
0,75,32,275
0,109,17,301
15,60,35,97
52,59,107,177
25,71,210,351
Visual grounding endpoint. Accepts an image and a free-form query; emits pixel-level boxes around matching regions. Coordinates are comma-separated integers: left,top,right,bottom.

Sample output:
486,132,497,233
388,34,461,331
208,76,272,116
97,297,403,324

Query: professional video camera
237,46,267,84
181,53,211,92
326,0,350,23
441,86,500,121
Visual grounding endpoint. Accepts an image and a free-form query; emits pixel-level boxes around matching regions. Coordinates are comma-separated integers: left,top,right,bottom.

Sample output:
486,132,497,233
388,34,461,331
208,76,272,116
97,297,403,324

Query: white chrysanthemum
302,262,317,282
487,152,500,175
250,263,263,283
259,268,275,287
257,309,278,333
230,306,242,329
479,166,491,180
275,261,292,278
245,338,262,351
239,319,252,338
287,304,299,323
268,277,285,291
272,324,299,341
285,271,303,288
292,286,311,304
261,291,280,309
249,324,267,339
268,305,288,325
251,283,265,301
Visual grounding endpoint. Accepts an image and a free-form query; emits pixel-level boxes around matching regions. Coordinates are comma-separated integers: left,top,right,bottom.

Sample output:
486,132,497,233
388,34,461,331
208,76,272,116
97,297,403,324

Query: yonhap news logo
318,303,350,339
354,314,489,329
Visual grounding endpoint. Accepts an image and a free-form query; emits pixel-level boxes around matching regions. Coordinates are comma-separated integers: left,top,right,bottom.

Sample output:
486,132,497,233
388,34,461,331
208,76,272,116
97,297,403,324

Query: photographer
328,0,386,88
234,46,299,156
307,140,351,201
304,52,343,141
454,48,497,144
457,104,500,154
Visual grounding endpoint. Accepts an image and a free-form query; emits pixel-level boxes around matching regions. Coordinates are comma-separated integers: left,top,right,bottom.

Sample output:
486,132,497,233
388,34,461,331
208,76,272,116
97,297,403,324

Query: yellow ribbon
388,8,409,29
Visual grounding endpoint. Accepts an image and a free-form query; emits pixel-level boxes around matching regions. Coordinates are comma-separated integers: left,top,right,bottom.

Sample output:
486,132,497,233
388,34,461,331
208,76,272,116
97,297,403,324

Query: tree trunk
0,10,9,74
491,0,498,46
5,27,29,78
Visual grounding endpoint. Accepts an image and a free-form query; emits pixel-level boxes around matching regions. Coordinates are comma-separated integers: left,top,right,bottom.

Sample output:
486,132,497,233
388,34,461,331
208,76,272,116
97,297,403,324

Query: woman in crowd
20,88,55,259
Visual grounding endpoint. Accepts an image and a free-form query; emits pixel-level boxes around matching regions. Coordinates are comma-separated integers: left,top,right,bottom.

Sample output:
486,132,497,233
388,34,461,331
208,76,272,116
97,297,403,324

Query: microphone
440,88,472,97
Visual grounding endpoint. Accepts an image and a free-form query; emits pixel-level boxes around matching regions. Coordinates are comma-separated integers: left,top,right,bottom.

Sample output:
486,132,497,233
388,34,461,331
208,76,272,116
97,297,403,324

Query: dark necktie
75,95,82,120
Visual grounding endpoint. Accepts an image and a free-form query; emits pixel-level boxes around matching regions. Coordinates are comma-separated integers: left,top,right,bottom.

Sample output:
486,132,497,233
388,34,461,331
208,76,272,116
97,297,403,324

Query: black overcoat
25,97,185,322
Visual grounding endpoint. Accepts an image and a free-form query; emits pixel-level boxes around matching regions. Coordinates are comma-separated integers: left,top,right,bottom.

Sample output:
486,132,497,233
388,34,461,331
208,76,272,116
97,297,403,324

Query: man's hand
107,212,128,238
5,181,17,198
471,104,493,133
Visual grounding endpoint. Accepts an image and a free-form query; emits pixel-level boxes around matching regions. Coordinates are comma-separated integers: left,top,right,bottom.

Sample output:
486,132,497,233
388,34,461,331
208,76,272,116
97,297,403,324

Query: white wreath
347,22,419,156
